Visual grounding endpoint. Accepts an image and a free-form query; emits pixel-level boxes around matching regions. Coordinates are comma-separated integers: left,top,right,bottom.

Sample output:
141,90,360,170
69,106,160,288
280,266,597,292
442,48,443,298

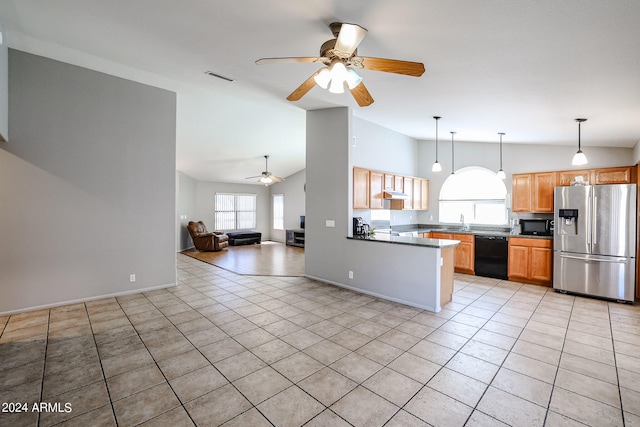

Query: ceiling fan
256,22,425,107
245,155,284,185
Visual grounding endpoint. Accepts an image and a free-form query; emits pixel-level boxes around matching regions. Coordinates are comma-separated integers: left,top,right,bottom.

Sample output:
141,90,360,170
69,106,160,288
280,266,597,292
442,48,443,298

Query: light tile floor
1,254,639,426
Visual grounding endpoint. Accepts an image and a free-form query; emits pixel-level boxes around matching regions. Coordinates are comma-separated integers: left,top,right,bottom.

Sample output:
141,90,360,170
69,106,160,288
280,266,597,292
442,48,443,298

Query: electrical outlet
129,274,136,283
348,271,353,279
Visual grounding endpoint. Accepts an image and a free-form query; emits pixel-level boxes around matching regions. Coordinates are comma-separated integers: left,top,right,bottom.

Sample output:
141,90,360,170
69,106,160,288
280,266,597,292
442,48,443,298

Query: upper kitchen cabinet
512,172,556,213
421,179,429,210
353,167,429,211
512,174,532,212
557,166,637,186
353,167,370,209
384,174,394,191
369,170,385,209
403,176,413,210
594,166,636,184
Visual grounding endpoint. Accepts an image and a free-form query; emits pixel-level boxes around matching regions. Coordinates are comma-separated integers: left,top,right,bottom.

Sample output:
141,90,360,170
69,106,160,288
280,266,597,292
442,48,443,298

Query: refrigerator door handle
592,195,597,245
559,253,629,263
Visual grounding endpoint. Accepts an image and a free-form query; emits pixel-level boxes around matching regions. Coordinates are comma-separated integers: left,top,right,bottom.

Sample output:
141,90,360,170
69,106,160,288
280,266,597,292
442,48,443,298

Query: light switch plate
326,220,335,227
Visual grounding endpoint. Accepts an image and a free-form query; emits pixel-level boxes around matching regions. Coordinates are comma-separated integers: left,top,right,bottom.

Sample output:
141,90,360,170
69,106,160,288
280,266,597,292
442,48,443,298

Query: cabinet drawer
509,237,552,248
451,233,474,243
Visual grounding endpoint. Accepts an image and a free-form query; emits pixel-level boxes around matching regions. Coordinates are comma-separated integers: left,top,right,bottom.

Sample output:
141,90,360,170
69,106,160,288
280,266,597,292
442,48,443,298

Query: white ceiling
2,0,639,184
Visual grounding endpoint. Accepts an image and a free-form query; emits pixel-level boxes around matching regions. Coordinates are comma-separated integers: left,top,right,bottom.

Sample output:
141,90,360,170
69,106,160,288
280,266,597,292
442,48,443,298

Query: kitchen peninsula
346,233,460,312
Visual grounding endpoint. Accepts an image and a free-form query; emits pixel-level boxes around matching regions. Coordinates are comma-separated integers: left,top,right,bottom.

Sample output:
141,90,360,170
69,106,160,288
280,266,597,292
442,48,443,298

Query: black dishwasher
474,235,508,280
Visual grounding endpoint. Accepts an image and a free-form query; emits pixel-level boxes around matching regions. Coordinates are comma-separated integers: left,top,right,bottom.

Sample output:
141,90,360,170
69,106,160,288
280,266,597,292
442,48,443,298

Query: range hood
383,191,409,200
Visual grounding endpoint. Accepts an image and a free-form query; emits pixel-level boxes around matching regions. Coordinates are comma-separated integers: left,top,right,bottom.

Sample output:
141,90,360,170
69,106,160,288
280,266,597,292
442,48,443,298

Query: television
300,215,305,229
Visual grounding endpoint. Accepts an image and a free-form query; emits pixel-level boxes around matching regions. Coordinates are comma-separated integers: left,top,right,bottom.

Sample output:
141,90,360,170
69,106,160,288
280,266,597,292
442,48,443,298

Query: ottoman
227,231,262,246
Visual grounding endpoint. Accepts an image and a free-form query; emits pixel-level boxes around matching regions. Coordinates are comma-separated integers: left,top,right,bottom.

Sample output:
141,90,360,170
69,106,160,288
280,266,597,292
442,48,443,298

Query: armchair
187,221,229,251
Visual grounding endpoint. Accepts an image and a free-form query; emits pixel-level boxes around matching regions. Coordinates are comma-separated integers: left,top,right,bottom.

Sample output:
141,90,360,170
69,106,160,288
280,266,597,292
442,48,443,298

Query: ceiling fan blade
334,23,368,56
359,57,425,77
256,57,322,65
286,72,319,101
349,82,374,107
270,176,285,183
245,175,263,179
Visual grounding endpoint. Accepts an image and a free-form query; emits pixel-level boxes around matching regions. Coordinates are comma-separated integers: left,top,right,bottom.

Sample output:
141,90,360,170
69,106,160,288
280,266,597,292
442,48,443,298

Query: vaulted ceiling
1,1,639,183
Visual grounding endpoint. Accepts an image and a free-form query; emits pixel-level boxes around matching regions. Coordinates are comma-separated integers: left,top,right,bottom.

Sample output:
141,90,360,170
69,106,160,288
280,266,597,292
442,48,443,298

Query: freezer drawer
553,251,636,302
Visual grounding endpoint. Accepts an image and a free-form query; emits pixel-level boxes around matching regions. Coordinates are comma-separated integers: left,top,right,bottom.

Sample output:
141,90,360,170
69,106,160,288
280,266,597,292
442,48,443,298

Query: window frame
214,193,257,231
272,193,284,230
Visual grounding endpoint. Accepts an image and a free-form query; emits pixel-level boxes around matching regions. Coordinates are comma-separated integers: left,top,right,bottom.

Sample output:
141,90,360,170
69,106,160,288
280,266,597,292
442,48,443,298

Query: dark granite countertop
348,234,460,248
383,224,553,240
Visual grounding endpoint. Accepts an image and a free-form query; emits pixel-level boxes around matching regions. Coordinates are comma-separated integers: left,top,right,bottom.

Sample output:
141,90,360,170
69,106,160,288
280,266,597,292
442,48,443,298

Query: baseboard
304,274,439,313
0,282,177,316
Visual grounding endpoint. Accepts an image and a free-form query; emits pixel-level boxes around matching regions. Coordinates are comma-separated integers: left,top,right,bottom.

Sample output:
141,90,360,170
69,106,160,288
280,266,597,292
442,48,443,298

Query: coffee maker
353,217,370,236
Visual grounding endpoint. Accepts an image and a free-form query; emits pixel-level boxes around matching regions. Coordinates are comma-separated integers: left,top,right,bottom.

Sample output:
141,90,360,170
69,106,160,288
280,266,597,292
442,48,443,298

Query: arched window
439,167,507,225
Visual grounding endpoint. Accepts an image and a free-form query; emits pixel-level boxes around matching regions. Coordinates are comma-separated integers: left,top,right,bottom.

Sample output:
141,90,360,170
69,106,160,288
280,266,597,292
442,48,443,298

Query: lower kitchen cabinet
508,237,553,286
428,232,474,274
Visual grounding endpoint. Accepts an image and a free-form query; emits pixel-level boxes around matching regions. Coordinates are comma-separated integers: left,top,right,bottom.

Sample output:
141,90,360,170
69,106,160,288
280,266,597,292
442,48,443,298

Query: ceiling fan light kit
256,22,425,107
245,155,284,186
572,118,588,166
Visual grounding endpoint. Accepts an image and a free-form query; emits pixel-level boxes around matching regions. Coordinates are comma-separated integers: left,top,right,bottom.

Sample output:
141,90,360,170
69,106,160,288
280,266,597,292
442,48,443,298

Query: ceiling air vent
204,71,235,82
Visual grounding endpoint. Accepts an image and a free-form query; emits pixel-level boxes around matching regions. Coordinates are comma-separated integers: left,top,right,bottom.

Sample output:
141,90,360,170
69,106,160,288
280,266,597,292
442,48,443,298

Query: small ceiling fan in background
256,22,425,107
245,155,284,186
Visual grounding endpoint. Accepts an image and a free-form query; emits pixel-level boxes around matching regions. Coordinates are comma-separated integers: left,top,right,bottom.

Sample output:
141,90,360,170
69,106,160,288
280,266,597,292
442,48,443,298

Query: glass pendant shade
432,161,442,172
572,150,588,166
345,69,362,89
313,68,331,89
496,169,506,180
572,118,588,165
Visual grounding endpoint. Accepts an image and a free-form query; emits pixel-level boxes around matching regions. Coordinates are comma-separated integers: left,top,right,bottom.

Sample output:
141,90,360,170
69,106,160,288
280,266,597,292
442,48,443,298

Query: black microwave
520,219,553,236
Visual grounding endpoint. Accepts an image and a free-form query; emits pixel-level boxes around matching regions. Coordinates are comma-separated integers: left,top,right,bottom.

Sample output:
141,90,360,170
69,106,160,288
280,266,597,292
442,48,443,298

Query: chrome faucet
460,213,466,230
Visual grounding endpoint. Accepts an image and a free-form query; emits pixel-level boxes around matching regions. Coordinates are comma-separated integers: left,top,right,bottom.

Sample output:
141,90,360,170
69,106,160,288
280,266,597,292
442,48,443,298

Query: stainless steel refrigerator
554,184,637,302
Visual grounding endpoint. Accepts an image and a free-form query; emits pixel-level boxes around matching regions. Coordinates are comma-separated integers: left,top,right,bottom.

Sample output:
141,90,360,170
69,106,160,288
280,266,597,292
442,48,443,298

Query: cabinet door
369,170,384,209
512,174,532,212
394,176,404,192
594,167,633,184
557,169,592,186
430,232,452,239
421,179,429,210
533,172,556,213
454,242,474,274
413,178,422,210
353,167,370,209
530,247,553,284
508,244,529,280
403,177,413,210
384,174,395,190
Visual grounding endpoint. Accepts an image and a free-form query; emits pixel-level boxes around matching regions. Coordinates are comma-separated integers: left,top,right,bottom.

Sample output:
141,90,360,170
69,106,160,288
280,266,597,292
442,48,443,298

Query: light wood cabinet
557,166,636,186
384,174,394,190
413,178,422,210
533,172,556,212
353,167,369,209
369,170,385,209
557,169,592,186
429,232,474,274
403,177,413,210
594,166,635,184
508,237,553,286
421,179,429,210
451,233,474,274
512,174,532,212
394,175,403,192
353,167,430,211
512,172,555,213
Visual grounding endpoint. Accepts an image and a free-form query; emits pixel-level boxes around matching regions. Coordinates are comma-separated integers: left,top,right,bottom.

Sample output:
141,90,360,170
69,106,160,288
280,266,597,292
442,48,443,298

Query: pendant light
572,118,588,166
432,116,442,172
450,131,456,174
496,132,506,180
